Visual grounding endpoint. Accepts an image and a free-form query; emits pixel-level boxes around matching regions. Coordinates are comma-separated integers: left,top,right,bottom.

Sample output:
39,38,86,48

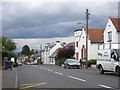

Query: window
76,42,78,47
76,53,79,60
108,31,112,42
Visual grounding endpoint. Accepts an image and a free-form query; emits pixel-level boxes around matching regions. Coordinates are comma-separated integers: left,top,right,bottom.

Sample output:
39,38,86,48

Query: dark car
64,59,80,69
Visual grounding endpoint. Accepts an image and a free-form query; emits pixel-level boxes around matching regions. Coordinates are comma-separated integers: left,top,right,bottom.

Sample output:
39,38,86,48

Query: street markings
67,75,86,82
99,84,113,89
43,68,47,70
48,69,53,72
54,72,63,75
20,82,47,89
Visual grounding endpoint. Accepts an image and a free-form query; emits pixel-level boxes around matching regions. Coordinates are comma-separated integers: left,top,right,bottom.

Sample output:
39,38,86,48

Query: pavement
2,67,18,90
0,69,2,90
18,65,119,89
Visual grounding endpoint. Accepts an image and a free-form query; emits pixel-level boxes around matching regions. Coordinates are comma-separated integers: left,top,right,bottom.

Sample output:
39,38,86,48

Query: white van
97,49,120,76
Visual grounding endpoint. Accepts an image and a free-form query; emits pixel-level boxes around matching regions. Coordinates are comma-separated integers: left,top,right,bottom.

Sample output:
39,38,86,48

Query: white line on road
54,72,63,75
15,68,18,88
99,84,113,89
43,68,46,70
67,75,86,82
48,69,53,72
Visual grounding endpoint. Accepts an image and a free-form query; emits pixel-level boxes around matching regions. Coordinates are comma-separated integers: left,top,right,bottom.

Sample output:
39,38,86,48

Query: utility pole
86,8,90,68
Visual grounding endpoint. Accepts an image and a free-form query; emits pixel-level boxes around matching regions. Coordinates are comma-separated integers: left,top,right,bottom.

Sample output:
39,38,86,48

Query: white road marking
54,72,63,75
15,68,18,88
48,69,52,72
67,75,86,82
43,68,46,70
99,84,113,89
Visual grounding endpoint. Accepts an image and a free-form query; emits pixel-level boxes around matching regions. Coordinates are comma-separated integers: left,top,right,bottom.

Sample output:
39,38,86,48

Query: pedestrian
5,58,13,70
3,57,8,69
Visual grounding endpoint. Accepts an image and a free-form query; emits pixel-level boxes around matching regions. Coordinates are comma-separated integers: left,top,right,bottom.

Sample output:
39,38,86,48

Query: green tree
21,45,31,55
0,36,16,52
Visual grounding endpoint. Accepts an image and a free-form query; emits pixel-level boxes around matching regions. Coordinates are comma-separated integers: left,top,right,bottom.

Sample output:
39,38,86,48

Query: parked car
26,62,30,65
34,60,38,65
64,59,80,69
30,62,34,65
18,62,22,66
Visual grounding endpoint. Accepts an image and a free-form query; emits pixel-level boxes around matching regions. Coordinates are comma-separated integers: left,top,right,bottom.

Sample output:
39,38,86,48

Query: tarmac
0,64,97,90
2,67,18,90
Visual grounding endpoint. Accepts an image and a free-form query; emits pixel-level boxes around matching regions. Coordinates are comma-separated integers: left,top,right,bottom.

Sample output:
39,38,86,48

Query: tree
56,46,75,65
21,45,31,55
57,46,75,59
0,36,16,52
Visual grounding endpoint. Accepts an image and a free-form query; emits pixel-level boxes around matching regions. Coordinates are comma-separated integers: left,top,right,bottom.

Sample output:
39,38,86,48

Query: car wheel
67,66,70,69
116,67,120,77
78,66,80,69
99,65,104,74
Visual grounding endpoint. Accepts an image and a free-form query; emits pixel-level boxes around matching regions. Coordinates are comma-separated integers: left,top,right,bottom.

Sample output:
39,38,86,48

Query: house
99,17,120,49
42,41,65,64
74,28,104,61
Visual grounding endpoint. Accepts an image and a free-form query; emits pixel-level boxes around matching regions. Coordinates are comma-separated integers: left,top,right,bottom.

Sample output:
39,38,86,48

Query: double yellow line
20,82,47,89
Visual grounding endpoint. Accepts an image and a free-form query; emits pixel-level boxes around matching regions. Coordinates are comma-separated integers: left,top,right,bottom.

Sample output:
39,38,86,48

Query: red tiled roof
109,17,120,31
84,28,104,43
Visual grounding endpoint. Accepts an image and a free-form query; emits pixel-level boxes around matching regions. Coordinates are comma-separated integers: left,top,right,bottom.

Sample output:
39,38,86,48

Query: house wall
89,43,98,60
75,28,99,61
42,42,63,65
104,19,120,49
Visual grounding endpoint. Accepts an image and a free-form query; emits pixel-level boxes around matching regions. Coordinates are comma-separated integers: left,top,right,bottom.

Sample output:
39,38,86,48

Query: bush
55,58,66,66
79,59,97,67
88,59,97,65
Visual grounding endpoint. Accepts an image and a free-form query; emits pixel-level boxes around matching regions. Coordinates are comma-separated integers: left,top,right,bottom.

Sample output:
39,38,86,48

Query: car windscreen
68,60,77,63
115,49,120,58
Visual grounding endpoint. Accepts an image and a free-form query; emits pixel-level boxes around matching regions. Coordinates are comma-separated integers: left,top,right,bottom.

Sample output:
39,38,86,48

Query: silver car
64,59,80,69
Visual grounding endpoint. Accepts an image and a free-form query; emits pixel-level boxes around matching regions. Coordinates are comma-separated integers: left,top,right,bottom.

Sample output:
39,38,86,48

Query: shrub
79,59,97,67
88,59,97,65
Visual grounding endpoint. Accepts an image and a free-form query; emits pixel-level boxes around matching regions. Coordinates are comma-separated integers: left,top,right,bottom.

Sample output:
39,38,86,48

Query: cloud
2,1,119,38
14,36,75,51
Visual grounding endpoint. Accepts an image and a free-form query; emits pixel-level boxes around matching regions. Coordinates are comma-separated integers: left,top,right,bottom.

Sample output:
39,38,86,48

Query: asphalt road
18,65,119,89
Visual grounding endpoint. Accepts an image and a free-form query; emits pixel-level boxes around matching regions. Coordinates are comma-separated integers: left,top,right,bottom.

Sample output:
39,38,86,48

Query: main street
18,65,119,89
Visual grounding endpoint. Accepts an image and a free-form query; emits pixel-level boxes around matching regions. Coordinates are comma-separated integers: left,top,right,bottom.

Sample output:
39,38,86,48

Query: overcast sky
1,0,119,39
1,0,119,51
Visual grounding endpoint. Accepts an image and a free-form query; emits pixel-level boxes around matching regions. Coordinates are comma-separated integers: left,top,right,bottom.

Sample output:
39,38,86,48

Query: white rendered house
99,17,120,49
42,41,64,64
74,28,104,61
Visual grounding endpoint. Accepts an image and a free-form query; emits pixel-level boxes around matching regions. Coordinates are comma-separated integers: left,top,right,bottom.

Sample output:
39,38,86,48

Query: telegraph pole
86,8,90,68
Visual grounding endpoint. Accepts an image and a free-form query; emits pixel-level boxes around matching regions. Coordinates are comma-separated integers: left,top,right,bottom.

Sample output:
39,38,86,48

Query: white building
99,17,120,49
42,41,65,64
75,28,104,61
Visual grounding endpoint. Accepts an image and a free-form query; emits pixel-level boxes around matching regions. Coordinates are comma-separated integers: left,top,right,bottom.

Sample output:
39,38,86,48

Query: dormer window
108,31,112,42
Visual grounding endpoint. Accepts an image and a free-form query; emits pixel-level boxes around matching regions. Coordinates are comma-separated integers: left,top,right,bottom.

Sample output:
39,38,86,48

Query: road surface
18,65,119,89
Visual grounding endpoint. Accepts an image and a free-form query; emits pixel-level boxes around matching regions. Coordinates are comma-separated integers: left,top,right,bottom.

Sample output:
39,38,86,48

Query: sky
1,0,119,39
14,36,75,52
1,0,119,51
